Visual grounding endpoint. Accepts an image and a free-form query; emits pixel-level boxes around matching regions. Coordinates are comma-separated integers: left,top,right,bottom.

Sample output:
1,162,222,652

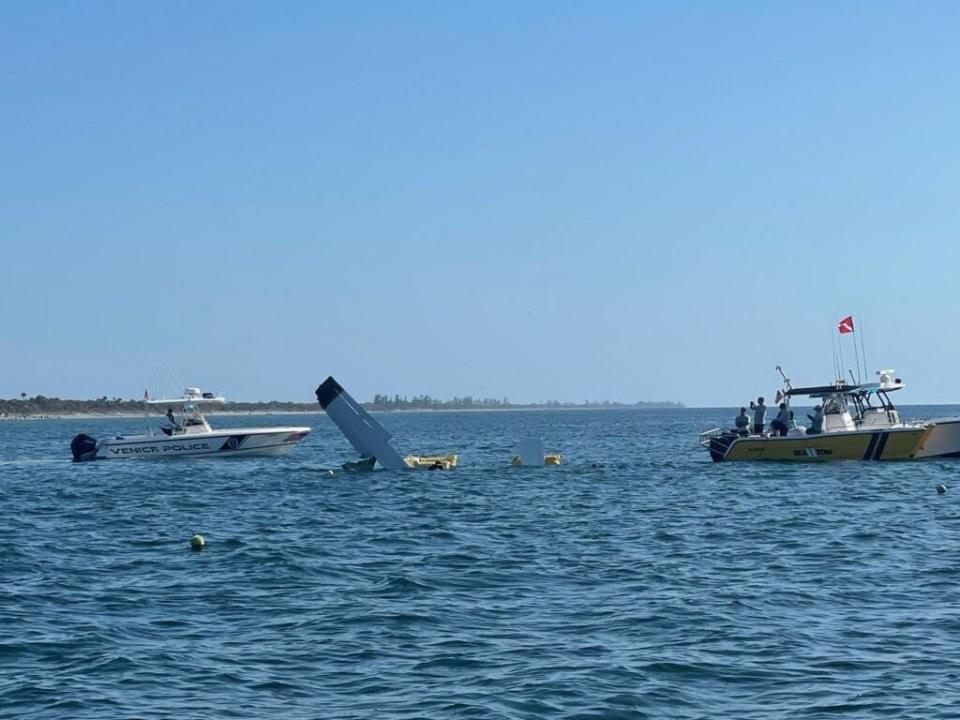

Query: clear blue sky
3,2,959,406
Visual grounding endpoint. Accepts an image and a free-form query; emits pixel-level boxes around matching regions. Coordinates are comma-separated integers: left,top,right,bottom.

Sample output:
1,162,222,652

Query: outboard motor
708,431,739,462
70,433,99,462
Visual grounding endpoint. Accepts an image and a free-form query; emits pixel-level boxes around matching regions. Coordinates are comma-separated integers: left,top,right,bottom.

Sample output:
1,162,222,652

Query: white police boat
849,370,960,458
70,387,311,461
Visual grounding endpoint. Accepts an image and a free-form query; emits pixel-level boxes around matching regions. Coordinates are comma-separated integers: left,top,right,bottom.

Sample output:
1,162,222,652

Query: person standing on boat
807,405,824,435
735,407,751,436
750,397,767,435
771,403,790,437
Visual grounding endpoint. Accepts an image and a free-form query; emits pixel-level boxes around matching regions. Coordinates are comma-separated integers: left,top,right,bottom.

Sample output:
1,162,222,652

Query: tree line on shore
0,395,319,417
0,394,684,417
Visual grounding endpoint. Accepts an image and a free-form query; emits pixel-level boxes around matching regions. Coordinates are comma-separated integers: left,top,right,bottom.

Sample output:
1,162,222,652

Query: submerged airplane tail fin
315,376,408,471
516,437,544,466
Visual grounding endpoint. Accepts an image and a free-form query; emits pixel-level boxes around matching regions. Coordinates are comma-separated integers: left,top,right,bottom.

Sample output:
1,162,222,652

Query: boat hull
79,427,311,461
915,418,960,458
708,427,930,462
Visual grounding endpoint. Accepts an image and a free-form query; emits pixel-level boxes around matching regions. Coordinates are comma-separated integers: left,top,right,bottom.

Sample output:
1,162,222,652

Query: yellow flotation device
511,454,562,466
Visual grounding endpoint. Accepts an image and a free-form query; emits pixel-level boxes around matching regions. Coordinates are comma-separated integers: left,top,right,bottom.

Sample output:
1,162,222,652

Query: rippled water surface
2,407,959,718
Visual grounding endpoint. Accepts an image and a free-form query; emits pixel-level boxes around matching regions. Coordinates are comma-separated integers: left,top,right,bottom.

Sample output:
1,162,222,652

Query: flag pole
838,316,846,382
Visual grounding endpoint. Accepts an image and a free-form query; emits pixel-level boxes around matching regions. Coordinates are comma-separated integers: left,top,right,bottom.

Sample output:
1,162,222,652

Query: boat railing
698,428,724,448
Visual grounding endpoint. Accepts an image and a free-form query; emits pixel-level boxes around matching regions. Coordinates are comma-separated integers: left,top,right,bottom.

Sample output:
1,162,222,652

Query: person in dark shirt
735,407,751,436
770,403,790,437
807,405,824,434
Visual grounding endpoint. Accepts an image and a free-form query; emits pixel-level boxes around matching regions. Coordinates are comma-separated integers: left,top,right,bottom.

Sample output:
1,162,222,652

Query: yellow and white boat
700,373,932,462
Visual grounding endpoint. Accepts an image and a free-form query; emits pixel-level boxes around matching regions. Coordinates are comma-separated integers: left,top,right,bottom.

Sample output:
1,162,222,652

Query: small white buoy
327,469,335,477
190,533,205,551
937,484,947,495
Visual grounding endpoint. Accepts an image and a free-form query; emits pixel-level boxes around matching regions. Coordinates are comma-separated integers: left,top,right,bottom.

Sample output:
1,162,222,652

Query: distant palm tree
20,392,26,401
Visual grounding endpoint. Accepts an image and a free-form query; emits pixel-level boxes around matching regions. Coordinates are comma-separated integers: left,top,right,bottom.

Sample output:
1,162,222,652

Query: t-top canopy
145,388,225,405
854,381,904,394
784,383,859,398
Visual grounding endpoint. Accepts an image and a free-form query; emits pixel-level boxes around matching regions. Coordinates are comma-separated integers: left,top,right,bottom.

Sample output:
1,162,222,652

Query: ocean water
1,407,959,719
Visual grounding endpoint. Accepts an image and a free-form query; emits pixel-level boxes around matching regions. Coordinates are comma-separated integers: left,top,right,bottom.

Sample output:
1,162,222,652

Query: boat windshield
823,394,847,414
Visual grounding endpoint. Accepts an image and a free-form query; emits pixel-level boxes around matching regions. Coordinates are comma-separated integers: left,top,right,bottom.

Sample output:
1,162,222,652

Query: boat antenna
859,317,869,381
776,365,792,390
144,388,151,433
831,327,840,382
851,314,862,384
776,365,793,406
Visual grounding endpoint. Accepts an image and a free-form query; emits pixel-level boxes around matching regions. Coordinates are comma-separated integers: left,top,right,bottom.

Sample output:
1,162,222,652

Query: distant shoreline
0,394,685,420
5,402,959,421
0,405,689,421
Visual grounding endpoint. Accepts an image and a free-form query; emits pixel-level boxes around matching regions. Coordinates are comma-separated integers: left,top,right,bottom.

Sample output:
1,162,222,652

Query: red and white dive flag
838,315,855,335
